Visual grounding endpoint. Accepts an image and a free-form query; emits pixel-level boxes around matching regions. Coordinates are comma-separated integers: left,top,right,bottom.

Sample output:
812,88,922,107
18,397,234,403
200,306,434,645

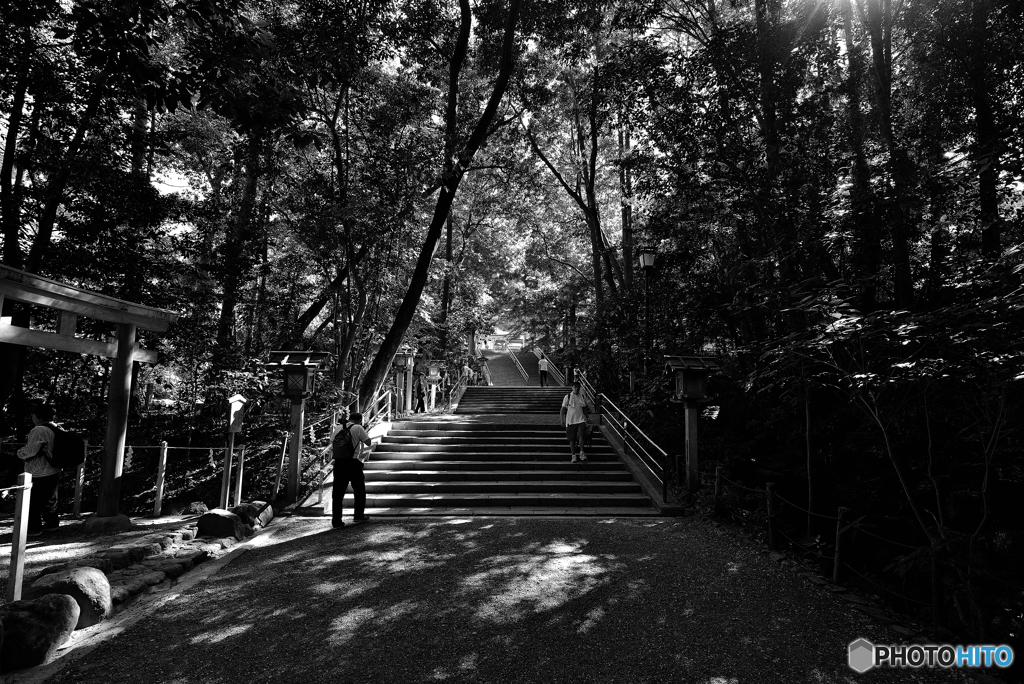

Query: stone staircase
315,384,657,516
348,420,654,514
456,386,566,414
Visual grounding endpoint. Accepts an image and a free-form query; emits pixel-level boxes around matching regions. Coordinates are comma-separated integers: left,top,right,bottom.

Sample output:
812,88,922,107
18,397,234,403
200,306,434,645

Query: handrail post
154,440,168,517
270,432,288,502
8,473,32,603
713,466,723,515
233,447,246,507
220,433,235,509
833,506,849,585
73,439,86,518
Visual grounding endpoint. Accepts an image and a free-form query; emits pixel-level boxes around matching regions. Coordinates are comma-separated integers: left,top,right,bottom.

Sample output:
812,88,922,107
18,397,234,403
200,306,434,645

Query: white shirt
561,392,590,425
538,359,549,371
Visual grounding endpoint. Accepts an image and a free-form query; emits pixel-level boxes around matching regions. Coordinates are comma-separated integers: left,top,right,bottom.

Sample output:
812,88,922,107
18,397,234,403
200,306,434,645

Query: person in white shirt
329,412,372,528
17,404,62,536
538,357,550,387
560,381,592,463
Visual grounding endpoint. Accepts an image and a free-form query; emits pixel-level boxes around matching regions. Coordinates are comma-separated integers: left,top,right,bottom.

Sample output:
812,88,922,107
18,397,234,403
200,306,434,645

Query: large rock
229,501,274,528
27,567,112,630
197,508,249,541
0,594,79,672
81,514,134,534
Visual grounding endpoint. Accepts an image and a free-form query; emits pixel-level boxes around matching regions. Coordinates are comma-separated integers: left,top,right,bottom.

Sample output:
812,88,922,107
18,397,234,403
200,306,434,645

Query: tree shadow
42,518,955,683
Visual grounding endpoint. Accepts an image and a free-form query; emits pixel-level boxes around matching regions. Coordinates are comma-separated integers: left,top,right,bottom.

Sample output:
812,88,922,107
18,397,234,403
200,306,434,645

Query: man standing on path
538,356,549,387
330,412,372,528
17,404,62,536
560,381,591,463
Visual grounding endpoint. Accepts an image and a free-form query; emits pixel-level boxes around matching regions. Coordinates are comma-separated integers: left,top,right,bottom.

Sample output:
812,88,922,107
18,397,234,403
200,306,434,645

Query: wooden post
97,322,136,517
7,473,32,603
714,466,723,515
766,483,778,551
153,441,168,517
833,506,849,585
404,370,414,413
684,400,700,494
286,397,305,503
271,432,288,502
317,469,326,505
72,440,86,518
233,447,245,507
219,432,235,509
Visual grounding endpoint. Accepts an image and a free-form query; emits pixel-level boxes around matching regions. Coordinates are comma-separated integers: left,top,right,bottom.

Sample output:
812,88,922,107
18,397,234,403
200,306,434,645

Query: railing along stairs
508,347,529,382
576,370,671,504
534,348,565,386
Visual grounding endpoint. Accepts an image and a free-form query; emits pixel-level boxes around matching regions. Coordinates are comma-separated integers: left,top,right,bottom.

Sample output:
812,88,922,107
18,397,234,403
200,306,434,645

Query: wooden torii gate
0,265,178,526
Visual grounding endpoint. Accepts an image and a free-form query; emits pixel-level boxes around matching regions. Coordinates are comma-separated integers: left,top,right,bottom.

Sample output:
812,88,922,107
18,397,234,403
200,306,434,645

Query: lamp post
638,247,657,376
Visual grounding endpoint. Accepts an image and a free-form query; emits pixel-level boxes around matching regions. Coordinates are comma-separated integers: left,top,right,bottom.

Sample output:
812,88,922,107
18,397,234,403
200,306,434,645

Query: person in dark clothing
17,404,62,536
330,412,372,528
414,372,427,413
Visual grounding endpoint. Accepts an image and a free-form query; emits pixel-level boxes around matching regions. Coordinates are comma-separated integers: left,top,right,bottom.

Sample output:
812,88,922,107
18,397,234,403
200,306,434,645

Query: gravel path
30,515,970,684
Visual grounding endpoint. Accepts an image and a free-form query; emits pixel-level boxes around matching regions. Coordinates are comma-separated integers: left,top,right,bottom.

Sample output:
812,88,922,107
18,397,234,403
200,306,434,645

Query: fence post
317,469,326,505
7,473,32,603
833,506,849,585
73,439,86,518
766,482,778,551
233,447,246,507
153,441,168,517
714,467,723,515
270,433,288,502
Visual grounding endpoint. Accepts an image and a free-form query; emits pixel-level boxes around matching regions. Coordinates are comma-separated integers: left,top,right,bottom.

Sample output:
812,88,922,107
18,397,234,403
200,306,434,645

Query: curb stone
7,505,275,675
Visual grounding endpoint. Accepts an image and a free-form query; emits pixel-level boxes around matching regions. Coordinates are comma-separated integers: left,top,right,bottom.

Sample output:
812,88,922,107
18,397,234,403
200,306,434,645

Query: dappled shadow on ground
44,518,965,684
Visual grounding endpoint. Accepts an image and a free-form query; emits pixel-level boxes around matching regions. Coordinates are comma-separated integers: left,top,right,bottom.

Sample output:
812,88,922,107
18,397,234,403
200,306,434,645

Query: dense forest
2,0,1022,655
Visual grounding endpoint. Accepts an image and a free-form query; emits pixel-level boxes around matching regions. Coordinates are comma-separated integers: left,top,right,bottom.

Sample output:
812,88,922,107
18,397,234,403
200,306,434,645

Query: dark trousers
332,458,366,520
539,370,548,387
415,395,426,412
565,422,586,456
28,472,61,532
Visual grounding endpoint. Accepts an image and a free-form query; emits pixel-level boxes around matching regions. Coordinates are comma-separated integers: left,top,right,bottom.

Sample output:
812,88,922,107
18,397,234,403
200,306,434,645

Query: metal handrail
600,394,667,489
508,348,529,381
442,372,469,413
534,348,565,386
577,369,670,502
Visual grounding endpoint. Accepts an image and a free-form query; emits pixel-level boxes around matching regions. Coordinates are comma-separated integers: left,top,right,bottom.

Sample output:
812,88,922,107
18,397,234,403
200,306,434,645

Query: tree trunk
864,0,914,309
1,52,29,269
439,211,455,350
358,0,522,406
28,68,111,273
841,0,879,312
618,121,635,292
216,137,262,353
971,0,1001,258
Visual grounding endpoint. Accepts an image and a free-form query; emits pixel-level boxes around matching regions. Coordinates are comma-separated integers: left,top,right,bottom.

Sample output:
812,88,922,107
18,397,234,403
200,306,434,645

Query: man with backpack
329,412,373,528
16,404,62,536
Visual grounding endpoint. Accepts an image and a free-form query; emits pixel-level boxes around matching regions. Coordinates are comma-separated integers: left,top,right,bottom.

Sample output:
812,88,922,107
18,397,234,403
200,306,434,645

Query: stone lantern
664,355,721,494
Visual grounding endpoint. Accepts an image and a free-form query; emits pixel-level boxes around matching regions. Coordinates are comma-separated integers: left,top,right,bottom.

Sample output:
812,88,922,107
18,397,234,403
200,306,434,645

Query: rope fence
713,467,942,622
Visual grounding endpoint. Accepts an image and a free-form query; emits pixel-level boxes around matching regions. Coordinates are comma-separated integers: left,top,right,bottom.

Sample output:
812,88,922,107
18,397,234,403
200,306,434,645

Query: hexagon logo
848,638,875,673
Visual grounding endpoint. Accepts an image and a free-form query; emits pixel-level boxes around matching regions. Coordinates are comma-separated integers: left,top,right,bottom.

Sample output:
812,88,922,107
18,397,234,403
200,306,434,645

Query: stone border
1,503,274,674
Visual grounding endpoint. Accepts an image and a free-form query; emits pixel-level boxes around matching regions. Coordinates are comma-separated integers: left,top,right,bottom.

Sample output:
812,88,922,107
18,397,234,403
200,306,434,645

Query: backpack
333,424,355,460
43,423,87,470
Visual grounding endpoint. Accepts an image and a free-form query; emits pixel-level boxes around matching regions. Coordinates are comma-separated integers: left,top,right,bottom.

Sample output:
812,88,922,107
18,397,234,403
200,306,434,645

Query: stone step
335,493,654,508
364,481,643,494
371,449,615,460
365,460,627,471
379,436,606,446
365,469,635,482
